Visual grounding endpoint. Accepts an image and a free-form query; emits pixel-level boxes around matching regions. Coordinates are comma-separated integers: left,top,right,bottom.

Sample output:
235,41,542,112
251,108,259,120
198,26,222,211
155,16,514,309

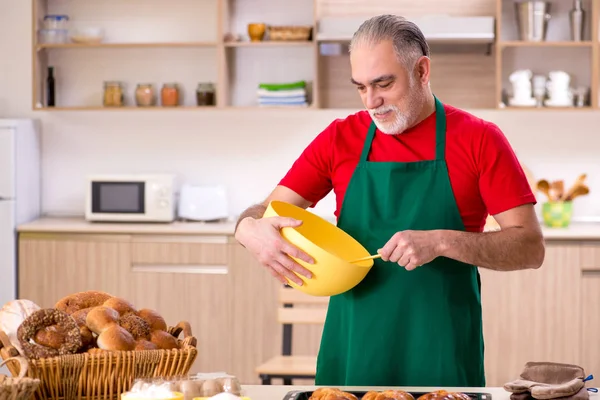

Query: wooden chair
255,285,329,385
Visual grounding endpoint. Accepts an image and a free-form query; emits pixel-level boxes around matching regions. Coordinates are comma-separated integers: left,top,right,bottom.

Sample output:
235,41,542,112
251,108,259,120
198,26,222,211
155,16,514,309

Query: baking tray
282,390,493,400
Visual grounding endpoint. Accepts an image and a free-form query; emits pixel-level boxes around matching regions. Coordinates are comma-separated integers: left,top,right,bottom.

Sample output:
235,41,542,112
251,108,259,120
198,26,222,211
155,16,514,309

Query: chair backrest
277,286,329,324
277,286,329,356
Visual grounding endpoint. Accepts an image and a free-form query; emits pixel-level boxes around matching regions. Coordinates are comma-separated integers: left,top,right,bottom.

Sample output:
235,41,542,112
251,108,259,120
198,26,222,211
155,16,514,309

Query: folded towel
504,362,589,400
258,95,306,103
258,100,308,107
258,80,306,91
257,88,306,97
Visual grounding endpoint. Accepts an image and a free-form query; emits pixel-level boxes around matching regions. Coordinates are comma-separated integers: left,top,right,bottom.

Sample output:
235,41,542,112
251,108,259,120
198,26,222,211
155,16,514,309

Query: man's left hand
378,230,441,271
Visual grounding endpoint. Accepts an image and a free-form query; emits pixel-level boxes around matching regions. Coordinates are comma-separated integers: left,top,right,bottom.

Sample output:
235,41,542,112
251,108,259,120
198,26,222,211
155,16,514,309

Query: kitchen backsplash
36,108,600,222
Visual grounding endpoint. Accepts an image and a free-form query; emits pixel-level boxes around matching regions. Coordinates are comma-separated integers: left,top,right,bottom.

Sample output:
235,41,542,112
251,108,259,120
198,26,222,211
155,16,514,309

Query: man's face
350,39,425,135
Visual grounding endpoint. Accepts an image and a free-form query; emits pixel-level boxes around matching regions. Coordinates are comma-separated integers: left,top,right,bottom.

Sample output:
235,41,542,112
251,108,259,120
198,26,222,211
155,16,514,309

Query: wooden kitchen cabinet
17,231,600,386
18,233,132,307
480,242,583,386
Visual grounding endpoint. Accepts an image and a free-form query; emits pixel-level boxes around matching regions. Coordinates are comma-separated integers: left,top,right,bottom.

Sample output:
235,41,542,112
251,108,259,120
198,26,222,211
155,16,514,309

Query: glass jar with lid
196,83,216,106
103,81,124,107
161,83,180,107
135,83,155,107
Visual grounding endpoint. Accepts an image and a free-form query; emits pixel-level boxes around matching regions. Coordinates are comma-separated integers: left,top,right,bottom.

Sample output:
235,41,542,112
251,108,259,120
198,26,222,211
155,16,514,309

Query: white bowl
70,27,104,44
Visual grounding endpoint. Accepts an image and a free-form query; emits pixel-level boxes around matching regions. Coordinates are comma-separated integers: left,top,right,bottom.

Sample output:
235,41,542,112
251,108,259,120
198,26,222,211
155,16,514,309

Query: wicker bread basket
0,356,41,400
268,25,312,41
0,322,197,400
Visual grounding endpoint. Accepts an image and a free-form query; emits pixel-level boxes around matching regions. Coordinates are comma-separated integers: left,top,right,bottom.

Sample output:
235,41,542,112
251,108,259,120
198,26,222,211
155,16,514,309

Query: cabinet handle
582,269,600,275
131,264,228,274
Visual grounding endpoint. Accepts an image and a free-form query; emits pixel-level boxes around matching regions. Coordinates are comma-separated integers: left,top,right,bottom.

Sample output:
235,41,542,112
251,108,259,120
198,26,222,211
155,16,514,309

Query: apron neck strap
360,95,447,163
433,96,446,161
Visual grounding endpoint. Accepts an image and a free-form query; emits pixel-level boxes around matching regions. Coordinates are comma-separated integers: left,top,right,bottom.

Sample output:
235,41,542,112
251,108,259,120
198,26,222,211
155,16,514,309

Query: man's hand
235,216,314,285
378,230,441,271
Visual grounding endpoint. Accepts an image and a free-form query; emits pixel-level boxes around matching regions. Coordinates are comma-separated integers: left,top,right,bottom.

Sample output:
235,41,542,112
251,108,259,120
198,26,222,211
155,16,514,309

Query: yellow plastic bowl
262,200,374,296
122,392,184,400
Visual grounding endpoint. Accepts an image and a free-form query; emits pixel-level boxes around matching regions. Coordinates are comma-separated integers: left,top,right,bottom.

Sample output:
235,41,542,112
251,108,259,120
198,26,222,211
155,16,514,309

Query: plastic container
38,29,69,44
42,15,69,30
262,200,374,296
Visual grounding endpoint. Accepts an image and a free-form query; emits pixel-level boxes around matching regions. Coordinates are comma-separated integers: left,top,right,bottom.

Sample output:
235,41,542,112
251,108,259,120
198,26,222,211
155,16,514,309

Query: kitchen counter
241,385,599,400
16,216,600,240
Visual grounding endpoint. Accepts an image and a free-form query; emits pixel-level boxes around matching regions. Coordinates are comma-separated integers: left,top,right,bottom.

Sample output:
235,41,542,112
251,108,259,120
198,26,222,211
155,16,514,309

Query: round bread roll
86,306,119,335
137,308,167,332
150,330,178,350
119,313,151,340
134,339,159,351
97,325,136,351
55,291,113,314
102,297,136,316
71,307,94,326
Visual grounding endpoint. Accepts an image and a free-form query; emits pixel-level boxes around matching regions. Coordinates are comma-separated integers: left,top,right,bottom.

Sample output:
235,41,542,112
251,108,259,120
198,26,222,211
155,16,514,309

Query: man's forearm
234,203,266,235
435,227,545,271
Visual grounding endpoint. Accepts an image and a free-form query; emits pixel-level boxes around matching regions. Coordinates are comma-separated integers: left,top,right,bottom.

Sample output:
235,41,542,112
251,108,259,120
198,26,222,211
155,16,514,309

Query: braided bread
364,391,415,400
309,388,358,400
417,391,471,400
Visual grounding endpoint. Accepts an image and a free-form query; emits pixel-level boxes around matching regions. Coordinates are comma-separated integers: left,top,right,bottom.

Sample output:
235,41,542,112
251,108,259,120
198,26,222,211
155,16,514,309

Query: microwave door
92,181,145,214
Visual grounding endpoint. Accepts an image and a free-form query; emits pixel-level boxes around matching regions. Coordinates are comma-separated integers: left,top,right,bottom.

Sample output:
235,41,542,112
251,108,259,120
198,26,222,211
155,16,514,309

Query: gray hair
349,15,430,69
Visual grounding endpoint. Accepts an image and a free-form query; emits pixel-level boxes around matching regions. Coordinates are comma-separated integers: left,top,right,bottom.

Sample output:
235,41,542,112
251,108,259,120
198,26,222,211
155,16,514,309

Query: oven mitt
509,386,590,400
503,362,587,400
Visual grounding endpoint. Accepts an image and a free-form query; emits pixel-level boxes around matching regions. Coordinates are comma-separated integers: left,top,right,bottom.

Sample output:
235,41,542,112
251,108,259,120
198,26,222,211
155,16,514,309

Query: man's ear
414,56,431,84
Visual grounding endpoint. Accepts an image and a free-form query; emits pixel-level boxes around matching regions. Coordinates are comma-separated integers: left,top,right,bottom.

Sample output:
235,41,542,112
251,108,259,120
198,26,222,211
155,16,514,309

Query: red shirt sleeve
278,121,336,207
476,122,537,216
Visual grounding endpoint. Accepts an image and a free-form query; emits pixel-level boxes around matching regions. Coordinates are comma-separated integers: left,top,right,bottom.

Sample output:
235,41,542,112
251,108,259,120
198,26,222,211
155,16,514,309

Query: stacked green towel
257,81,308,107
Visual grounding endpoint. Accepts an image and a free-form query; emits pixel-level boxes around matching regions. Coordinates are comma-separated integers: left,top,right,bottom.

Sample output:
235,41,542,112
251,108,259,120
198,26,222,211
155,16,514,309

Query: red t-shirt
278,104,536,233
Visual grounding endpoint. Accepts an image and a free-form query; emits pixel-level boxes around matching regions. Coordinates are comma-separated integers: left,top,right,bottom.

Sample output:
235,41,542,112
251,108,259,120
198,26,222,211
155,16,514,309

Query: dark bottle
47,66,55,107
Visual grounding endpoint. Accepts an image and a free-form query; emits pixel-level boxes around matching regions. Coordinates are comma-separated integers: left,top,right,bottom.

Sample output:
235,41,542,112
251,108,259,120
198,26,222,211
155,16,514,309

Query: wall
1,0,599,222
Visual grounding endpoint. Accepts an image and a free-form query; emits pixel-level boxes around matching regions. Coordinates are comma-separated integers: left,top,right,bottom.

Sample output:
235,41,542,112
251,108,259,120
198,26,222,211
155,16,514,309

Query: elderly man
234,15,545,387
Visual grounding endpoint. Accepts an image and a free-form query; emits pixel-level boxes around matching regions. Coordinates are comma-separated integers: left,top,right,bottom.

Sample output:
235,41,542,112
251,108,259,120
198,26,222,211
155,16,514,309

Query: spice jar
135,83,155,107
196,83,216,106
103,81,124,107
161,83,179,107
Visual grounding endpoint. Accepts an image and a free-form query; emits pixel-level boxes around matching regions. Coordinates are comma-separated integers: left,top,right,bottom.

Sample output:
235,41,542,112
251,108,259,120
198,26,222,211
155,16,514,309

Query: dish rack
0,322,198,400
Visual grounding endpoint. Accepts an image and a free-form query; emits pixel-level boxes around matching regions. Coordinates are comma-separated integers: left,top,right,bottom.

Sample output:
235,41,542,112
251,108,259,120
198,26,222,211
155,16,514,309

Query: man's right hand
235,216,314,285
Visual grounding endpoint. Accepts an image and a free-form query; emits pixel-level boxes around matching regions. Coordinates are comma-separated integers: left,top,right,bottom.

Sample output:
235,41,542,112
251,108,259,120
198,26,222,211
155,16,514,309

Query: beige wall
1,0,598,221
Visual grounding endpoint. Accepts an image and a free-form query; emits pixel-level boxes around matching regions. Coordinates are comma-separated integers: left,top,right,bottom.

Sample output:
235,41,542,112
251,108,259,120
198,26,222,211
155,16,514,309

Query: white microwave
85,174,176,222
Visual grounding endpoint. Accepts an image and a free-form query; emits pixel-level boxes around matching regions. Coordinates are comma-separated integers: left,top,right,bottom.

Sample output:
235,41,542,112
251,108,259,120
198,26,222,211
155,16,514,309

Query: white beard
367,79,422,135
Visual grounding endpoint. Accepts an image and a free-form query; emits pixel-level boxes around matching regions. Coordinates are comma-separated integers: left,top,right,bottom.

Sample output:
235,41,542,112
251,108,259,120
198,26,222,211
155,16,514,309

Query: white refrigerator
0,119,41,309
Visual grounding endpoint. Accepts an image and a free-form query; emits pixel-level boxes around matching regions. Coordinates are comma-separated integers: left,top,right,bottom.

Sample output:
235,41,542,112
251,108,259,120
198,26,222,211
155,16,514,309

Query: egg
202,379,223,397
219,377,242,396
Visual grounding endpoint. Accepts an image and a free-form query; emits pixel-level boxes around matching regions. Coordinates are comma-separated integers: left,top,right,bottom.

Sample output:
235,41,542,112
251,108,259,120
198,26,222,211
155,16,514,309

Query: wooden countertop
241,385,517,400
16,216,600,240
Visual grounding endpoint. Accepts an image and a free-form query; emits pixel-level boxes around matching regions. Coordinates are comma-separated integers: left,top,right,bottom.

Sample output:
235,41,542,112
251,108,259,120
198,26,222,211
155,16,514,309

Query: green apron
315,97,485,387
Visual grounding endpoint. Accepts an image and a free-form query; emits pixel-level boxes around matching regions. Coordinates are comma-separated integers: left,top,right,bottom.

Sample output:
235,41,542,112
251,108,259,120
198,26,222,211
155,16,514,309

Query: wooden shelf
501,106,594,111
36,42,219,50
33,106,219,111
499,41,594,48
224,41,313,47
31,0,600,111
33,105,317,111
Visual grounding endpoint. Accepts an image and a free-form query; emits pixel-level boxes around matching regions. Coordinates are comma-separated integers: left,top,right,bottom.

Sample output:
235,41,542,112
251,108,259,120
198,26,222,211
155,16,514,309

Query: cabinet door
580,243,600,380
18,233,131,307
128,235,231,374
480,243,582,386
